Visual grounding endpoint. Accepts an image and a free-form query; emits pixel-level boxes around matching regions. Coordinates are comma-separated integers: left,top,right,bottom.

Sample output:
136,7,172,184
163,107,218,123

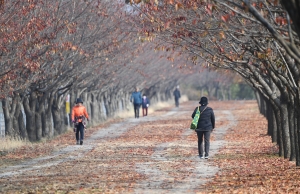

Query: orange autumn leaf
221,14,230,22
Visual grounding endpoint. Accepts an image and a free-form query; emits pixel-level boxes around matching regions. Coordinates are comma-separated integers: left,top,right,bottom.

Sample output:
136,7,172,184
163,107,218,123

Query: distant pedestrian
141,94,150,116
191,97,215,159
173,85,181,107
130,87,142,118
71,98,89,145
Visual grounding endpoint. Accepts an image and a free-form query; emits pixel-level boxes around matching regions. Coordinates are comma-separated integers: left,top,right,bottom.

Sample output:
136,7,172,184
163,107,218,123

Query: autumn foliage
126,0,300,166
0,0,194,143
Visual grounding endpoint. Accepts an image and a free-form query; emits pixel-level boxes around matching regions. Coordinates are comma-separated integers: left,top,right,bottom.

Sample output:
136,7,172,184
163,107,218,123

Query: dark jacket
191,106,215,131
130,91,142,104
173,89,181,99
141,97,150,108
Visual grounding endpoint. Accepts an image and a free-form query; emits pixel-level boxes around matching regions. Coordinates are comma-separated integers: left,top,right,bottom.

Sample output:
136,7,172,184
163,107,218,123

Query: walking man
173,85,181,107
71,98,89,145
130,87,142,118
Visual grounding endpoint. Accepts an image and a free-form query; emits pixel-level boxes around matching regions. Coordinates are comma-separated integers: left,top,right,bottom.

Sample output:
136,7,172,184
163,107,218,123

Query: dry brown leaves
1,101,299,193
203,101,300,194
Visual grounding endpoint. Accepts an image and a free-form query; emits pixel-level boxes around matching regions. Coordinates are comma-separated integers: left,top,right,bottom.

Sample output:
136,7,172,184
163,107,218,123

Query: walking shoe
76,141,80,145
205,156,209,159
199,155,204,159
80,140,83,145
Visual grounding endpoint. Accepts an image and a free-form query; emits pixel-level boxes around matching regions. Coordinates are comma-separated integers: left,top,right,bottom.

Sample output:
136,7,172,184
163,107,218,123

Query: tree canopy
123,0,300,166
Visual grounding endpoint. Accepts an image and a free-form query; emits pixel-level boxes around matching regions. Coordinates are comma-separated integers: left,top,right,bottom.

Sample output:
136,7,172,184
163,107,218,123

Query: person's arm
191,107,197,118
211,110,215,129
130,93,133,102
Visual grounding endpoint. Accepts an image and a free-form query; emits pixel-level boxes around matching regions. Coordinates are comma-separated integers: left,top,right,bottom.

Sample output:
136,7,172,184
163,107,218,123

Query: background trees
0,0,203,141
123,0,300,165
0,0,255,163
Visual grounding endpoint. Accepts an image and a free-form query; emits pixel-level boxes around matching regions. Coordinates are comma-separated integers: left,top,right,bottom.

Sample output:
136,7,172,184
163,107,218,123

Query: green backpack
190,107,200,130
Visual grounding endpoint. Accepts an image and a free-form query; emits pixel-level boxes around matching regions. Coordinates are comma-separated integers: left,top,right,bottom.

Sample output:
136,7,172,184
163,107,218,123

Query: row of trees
0,1,193,142
126,0,300,165
180,69,255,100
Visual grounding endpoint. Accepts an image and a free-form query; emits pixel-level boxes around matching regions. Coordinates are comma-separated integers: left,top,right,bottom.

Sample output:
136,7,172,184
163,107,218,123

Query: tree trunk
52,94,66,136
89,93,102,125
98,94,107,121
42,110,53,138
273,107,284,157
69,90,76,125
35,113,42,141
266,101,273,136
23,93,37,142
2,97,18,138
295,110,300,165
270,107,277,143
280,102,291,159
103,92,111,118
11,102,25,139
39,92,55,139
288,96,296,161
17,104,27,140
295,89,300,166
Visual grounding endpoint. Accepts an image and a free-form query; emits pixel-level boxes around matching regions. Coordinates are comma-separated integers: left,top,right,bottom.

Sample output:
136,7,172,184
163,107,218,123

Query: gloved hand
146,104,149,107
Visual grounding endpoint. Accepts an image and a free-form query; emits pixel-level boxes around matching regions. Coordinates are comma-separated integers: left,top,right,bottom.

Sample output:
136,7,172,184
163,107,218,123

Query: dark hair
76,98,83,104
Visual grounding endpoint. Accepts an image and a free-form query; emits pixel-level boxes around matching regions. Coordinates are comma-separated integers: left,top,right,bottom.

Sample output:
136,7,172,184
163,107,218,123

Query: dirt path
0,101,242,193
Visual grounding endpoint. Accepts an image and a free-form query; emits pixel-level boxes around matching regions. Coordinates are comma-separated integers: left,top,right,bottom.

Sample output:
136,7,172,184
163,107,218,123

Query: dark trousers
196,131,211,156
134,104,141,118
75,122,85,141
175,98,179,107
142,107,148,116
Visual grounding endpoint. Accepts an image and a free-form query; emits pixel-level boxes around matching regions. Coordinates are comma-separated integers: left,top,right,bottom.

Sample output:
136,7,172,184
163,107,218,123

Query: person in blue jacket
141,94,150,116
130,87,142,118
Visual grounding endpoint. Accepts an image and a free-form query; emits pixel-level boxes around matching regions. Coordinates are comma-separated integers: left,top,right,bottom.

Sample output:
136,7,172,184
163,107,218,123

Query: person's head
176,85,180,89
135,86,139,92
199,97,208,106
75,98,83,105
143,94,146,99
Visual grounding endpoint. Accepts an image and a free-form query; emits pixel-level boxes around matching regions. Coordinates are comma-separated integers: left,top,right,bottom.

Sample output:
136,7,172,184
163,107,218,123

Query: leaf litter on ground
201,102,300,194
1,101,299,193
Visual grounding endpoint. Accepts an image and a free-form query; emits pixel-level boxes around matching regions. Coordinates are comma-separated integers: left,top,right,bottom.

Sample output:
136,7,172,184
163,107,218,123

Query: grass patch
0,137,29,154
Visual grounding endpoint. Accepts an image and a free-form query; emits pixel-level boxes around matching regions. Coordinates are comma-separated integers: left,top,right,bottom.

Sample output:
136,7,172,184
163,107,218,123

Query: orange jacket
71,105,89,122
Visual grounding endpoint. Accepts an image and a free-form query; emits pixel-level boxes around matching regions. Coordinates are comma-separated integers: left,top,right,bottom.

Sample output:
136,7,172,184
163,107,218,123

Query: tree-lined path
0,100,239,193
1,0,300,192
1,100,300,193
1,0,300,171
